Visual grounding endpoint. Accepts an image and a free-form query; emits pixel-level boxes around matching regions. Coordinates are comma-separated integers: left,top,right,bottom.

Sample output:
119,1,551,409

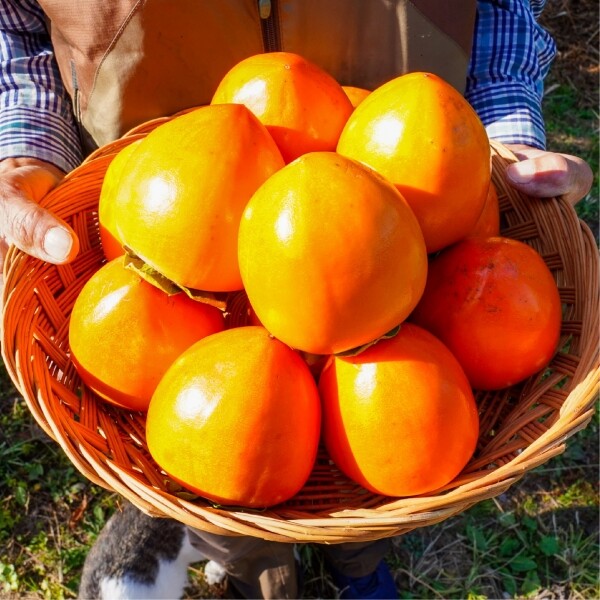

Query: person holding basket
0,1,593,598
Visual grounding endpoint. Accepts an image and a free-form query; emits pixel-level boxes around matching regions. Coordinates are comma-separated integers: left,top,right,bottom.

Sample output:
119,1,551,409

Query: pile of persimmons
68,52,562,509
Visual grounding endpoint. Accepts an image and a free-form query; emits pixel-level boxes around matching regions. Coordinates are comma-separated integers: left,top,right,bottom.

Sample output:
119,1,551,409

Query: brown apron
39,0,475,152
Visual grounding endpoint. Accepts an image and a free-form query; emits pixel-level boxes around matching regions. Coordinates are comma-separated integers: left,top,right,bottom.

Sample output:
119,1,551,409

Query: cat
78,501,226,599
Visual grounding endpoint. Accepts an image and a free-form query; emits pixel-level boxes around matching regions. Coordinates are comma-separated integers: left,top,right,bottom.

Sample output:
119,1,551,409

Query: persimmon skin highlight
319,322,479,497
146,326,322,508
68,258,225,412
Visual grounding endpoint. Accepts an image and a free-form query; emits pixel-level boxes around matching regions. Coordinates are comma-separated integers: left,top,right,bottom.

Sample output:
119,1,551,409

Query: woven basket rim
2,120,598,542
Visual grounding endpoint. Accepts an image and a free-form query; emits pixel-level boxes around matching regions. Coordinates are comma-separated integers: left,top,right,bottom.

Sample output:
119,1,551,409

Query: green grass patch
543,82,599,238
0,379,119,599
385,494,599,600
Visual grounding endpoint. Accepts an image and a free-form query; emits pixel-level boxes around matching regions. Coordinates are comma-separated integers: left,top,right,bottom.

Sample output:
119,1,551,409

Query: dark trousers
188,527,391,599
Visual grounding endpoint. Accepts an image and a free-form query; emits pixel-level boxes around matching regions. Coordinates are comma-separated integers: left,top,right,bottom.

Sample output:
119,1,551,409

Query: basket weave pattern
2,115,598,543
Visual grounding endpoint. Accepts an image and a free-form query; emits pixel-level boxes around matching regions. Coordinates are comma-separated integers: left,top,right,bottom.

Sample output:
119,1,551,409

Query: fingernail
507,161,536,184
43,227,73,262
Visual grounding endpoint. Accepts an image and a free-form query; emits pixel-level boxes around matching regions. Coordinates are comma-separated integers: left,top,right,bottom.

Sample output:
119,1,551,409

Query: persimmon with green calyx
146,326,322,508
111,103,284,292
319,322,479,497
69,257,225,412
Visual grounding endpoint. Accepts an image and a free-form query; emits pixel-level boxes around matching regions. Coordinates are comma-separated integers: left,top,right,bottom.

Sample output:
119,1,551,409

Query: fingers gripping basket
2,115,598,543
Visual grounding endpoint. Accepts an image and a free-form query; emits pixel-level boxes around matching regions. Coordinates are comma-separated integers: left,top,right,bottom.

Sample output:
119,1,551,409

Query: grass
540,0,599,241
544,82,599,238
387,438,600,599
0,382,119,599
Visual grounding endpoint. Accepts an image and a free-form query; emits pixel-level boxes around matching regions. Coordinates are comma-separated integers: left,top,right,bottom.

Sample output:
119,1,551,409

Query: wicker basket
2,114,598,543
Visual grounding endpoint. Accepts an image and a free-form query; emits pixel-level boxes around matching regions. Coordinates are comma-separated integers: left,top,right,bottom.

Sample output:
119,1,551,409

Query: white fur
99,558,189,600
204,560,227,585
95,532,219,599
182,529,226,585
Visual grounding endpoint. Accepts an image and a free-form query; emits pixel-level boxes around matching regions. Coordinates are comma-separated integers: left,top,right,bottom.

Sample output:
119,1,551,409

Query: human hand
504,144,593,206
0,157,79,266
0,158,79,309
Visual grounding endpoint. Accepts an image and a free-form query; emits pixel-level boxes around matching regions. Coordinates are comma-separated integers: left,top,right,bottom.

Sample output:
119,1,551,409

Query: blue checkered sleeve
466,0,556,149
0,0,83,172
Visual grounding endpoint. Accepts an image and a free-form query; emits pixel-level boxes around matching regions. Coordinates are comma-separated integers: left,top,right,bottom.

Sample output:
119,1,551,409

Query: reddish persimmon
467,182,500,238
410,236,562,390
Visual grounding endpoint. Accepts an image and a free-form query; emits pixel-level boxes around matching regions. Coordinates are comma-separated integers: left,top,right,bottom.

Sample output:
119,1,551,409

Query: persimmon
319,322,479,497
342,85,371,108
146,326,321,508
111,104,284,292
211,52,353,163
238,151,428,355
98,139,142,260
467,182,500,238
69,258,225,412
337,72,491,253
410,236,562,390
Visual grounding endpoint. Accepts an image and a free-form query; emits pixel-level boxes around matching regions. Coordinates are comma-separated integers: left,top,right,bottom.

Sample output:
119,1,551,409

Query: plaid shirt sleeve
465,0,556,150
0,0,83,172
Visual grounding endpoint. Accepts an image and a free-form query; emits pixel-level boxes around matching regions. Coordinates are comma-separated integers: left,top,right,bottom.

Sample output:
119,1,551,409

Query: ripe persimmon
238,152,428,355
111,104,284,292
69,258,225,412
342,85,371,108
98,138,142,260
319,322,479,497
146,326,321,508
211,52,353,163
337,72,491,253
410,236,562,390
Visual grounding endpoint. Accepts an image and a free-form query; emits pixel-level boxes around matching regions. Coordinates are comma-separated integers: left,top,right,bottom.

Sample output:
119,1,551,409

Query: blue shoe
329,560,399,599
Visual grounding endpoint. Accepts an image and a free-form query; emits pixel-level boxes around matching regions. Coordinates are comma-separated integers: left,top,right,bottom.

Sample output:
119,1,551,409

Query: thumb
0,164,79,264
504,145,593,206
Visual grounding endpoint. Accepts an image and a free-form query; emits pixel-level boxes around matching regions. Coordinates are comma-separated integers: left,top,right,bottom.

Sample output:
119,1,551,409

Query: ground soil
539,0,598,107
